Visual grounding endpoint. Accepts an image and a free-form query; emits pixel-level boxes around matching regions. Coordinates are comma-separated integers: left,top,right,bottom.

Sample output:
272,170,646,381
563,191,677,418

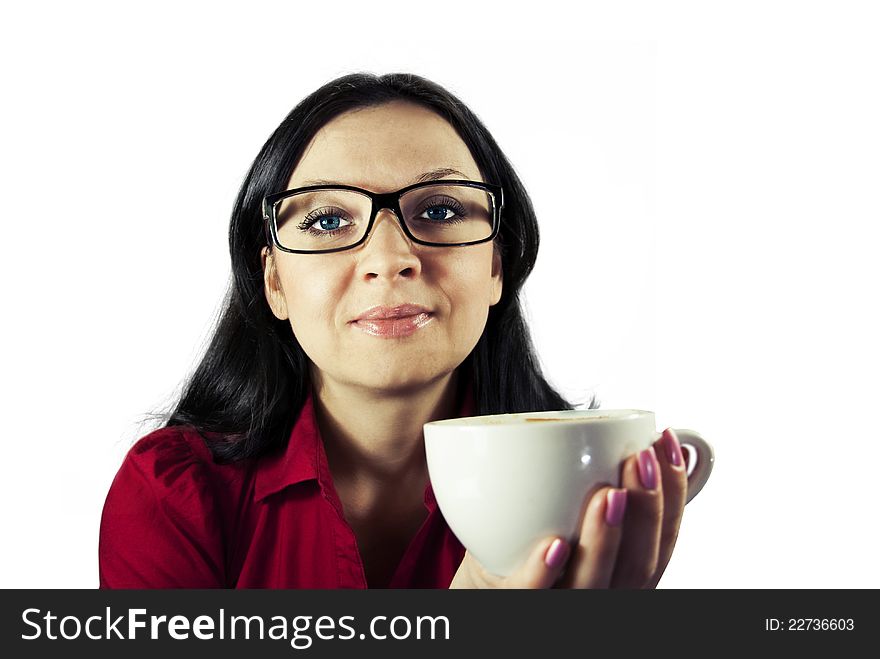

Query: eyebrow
300,167,470,188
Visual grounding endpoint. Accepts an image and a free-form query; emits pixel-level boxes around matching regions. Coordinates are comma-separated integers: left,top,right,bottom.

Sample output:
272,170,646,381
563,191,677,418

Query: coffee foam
427,409,650,427
524,416,613,422
472,413,621,425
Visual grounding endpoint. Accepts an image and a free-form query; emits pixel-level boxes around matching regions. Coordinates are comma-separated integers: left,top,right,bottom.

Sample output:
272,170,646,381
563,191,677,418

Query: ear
261,246,289,320
489,243,503,307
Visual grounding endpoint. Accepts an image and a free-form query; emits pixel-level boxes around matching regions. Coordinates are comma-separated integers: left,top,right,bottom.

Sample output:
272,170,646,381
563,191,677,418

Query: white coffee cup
423,408,714,577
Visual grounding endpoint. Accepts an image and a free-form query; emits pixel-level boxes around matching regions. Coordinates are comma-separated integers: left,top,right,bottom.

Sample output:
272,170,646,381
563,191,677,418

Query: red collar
254,380,476,508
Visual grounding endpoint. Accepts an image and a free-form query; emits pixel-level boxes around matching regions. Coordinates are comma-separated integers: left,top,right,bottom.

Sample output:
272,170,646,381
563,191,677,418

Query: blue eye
297,207,353,236
316,216,343,230
418,196,467,224
424,206,454,222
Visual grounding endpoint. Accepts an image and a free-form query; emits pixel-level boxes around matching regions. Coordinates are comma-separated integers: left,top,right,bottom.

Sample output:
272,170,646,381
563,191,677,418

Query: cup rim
424,408,654,427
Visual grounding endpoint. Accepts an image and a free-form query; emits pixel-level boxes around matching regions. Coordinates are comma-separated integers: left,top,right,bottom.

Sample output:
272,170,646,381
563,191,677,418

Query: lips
350,304,434,338
353,304,432,322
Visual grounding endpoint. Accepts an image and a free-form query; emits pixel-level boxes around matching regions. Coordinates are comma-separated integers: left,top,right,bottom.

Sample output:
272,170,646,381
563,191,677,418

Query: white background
1,0,878,588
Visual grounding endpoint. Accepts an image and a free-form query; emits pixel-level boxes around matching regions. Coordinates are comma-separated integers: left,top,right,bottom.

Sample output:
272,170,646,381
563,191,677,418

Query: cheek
444,261,496,329
445,250,498,305
281,268,345,340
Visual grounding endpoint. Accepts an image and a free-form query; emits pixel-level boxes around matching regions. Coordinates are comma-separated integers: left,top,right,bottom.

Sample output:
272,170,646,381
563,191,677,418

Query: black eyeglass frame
262,179,504,254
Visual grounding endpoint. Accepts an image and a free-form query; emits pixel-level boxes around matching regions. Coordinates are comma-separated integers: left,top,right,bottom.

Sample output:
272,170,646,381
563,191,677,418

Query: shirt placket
314,434,368,589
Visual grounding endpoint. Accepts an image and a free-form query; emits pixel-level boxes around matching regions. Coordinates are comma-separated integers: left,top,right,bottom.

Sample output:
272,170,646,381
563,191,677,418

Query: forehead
286,101,482,192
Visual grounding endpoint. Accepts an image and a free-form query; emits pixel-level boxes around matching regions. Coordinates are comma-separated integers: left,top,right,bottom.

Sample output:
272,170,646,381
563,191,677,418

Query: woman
99,72,689,589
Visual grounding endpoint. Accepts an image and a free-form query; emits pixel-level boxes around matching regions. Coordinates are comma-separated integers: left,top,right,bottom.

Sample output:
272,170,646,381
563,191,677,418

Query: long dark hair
144,72,598,464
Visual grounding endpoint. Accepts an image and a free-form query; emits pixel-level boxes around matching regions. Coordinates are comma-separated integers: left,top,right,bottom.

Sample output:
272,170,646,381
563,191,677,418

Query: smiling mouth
351,312,434,338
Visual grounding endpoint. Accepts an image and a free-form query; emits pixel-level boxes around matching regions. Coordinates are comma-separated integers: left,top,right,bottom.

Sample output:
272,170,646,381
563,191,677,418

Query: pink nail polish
663,428,683,467
545,538,569,568
638,447,658,490
605,489,627,526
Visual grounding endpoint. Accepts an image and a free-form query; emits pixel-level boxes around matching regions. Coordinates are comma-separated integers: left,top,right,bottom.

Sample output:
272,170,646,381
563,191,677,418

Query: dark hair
144,72,598,463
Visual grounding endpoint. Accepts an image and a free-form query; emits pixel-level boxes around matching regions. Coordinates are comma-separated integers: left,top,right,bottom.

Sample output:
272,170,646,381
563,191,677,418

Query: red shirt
99,383,474,589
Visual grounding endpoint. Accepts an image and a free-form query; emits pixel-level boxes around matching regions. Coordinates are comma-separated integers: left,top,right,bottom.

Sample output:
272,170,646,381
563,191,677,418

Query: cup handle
671,429,714,504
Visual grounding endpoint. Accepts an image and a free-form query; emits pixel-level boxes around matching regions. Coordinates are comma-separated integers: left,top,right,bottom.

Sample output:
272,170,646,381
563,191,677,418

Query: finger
507,536,571,589
610,446,663,588
449,550,504,589
557,486,627,589
645,428,688,588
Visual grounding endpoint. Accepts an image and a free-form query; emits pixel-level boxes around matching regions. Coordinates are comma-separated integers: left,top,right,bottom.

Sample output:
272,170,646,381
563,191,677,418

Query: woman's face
261,100,503,394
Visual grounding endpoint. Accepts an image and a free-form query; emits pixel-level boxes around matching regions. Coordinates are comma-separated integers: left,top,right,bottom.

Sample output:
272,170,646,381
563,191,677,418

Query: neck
311,367,462,498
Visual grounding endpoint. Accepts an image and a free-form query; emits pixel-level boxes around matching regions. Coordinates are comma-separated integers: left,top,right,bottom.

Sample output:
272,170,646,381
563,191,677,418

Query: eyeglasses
262,179,503,254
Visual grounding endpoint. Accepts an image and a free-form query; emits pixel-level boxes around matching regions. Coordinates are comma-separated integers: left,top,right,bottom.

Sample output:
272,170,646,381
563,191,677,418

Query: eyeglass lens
273,183,494,251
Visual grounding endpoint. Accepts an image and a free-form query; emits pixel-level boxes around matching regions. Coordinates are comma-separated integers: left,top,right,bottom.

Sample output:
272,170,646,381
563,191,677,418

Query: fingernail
638,446,658,490
605,489,627,526
662,428,683,467
545,538,570,569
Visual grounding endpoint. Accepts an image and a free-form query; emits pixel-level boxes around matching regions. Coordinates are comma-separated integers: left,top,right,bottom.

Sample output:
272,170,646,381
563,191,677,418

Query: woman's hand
449,428,689,589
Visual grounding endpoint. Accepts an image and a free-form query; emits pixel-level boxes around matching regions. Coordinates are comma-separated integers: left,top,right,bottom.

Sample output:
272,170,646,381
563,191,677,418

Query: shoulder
103,426,219,515
124,425,214,476
99,426,242,588
113,424,256,502
110,424,266,524
129,424,217,461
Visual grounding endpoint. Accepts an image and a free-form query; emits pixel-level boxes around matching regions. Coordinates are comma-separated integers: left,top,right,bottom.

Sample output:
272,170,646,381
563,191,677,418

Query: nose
356,208,421,280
